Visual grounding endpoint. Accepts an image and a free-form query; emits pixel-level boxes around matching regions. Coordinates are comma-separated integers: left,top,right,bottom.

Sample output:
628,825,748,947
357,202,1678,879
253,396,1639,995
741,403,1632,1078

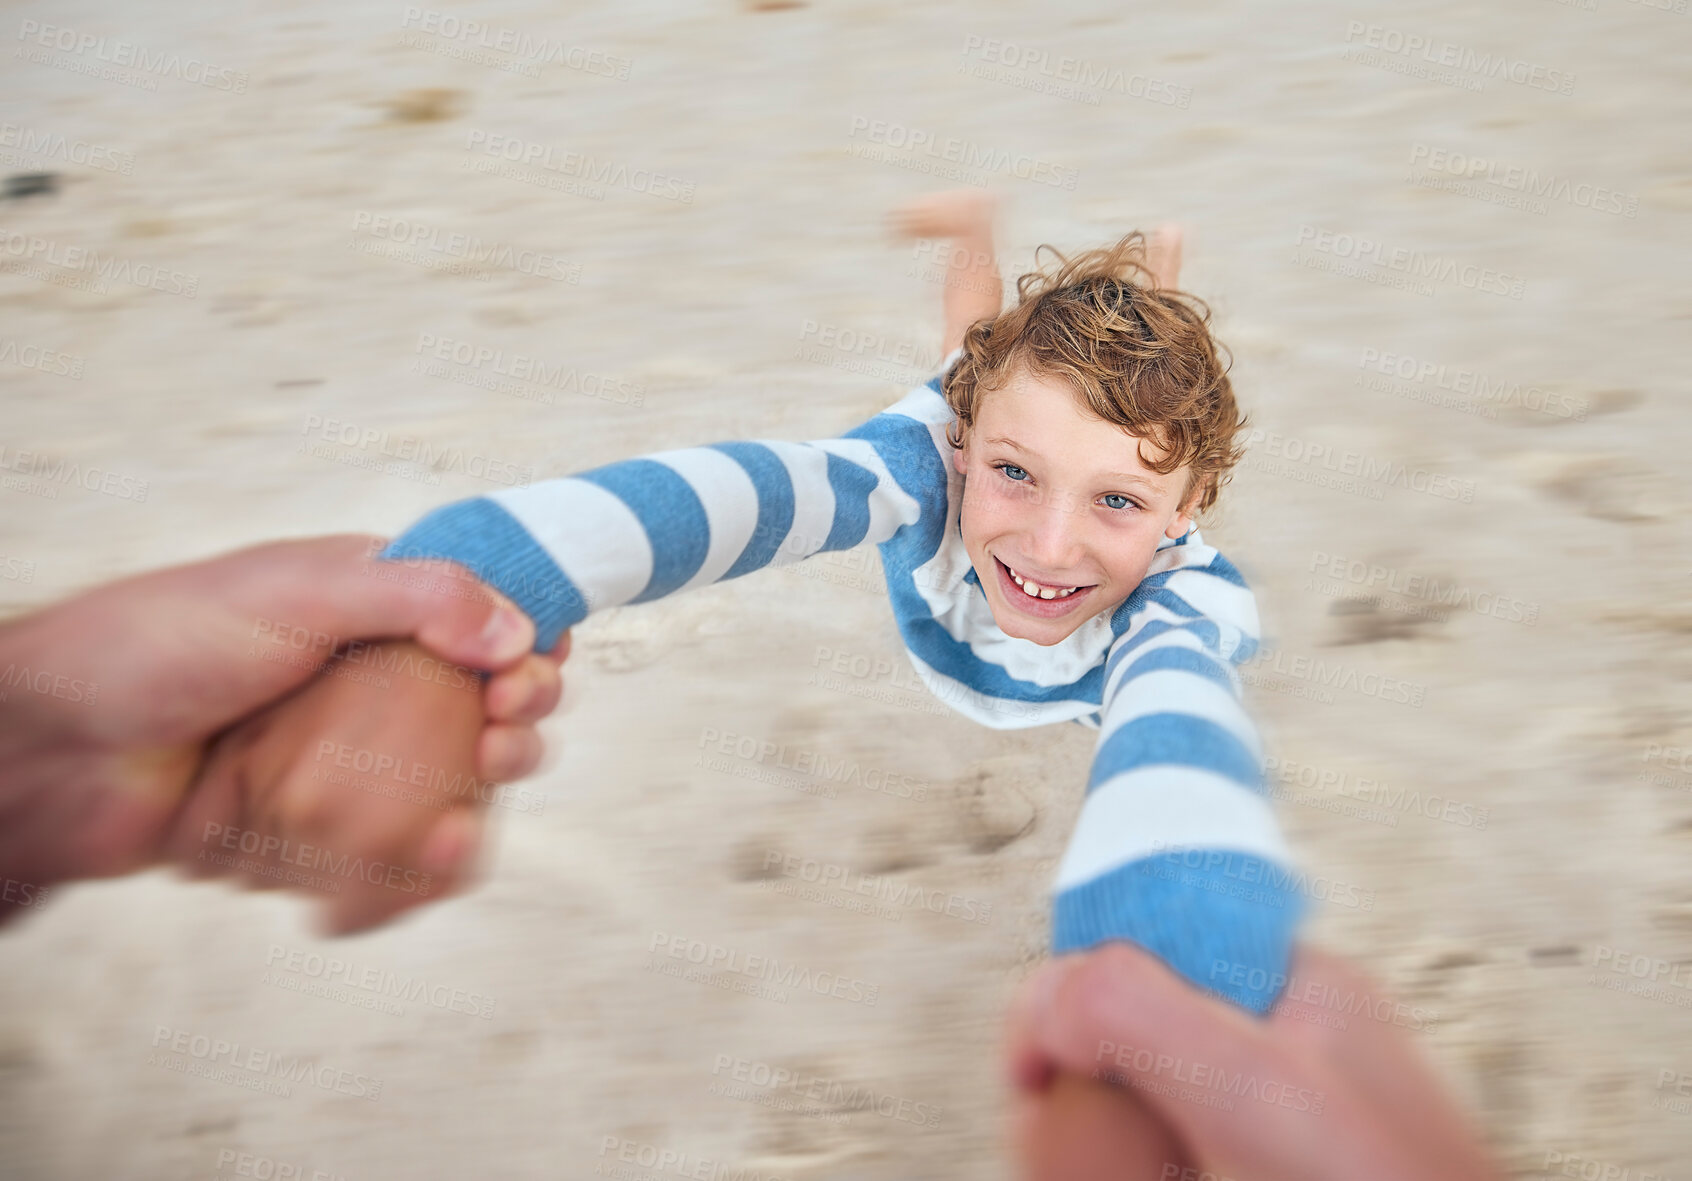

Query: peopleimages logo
0,338,84,379
399,6,632,78
1207,959,1440,1033
1147,842,1376,911
198,821,434,898
462,130,696,203
710,1053,944,1128
413,332,645,408
15,20,249,92
349,211,581,282
797,319,943,373
597,1136,793,1181
647,932,880,1006
1341,21,1576,95
1295,225,1525,300
699,729,929,802
845,116,1080,190
312,740,545,816
0,229,199,297
264,944,497,1019
0,444,149,503
1244,644,1428,710
1093,1039,1326,1114
0,661,98,707
1307,549,1539,626
148,1025,381,1101
0,122,134,173
761,850,990,924
1543,1149,1680,1181
298,413,536,488
1408,143,1638,219
957,35,1191,108
1243,427,1475,504
1263,753,1489,830
1356,346,1587,421
0,877,49,909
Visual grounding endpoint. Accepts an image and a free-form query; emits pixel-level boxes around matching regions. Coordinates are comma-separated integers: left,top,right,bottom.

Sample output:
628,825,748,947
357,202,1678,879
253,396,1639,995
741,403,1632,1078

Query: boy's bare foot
892,190,1004,354
1146,223,1184,290
889,188,998,242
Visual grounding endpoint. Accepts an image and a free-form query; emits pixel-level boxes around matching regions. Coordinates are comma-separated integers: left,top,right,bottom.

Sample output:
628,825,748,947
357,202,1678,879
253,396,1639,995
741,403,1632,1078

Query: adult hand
1005,942,1500,1181
0,534,567,909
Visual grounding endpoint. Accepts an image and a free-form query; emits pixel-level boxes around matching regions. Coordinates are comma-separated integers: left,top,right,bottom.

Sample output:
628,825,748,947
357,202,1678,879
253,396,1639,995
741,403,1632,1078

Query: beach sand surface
1,1,1689,1177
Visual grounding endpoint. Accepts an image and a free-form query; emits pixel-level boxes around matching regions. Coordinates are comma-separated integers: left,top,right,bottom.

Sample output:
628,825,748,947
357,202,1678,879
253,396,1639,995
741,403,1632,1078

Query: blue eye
1103,493,1134,511
995,463,1029,482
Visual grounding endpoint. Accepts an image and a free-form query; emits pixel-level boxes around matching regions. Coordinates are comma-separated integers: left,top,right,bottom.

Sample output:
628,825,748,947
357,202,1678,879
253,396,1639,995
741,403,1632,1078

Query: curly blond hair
942,233,1246,515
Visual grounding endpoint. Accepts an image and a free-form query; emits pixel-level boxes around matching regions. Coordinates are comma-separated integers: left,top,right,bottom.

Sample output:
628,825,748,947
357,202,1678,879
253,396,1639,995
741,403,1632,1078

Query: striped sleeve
379,392,948,651
1049,542,1305,1015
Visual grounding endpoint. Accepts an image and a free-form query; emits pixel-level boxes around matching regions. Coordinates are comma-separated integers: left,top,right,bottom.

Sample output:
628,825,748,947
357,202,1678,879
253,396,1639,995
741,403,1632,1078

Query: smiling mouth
992,557,1097,617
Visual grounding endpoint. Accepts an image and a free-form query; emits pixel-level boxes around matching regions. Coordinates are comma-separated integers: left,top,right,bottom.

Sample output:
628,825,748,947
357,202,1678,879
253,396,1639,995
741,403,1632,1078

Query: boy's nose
1020,497,1086,577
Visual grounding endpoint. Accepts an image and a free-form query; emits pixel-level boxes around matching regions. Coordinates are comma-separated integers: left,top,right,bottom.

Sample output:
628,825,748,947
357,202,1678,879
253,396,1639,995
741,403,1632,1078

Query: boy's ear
951,445,968,475
1164,474,1206,539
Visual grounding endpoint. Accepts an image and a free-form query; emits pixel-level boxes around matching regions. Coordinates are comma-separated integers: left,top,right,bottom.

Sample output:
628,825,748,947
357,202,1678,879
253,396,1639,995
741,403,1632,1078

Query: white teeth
1007,566,1079,600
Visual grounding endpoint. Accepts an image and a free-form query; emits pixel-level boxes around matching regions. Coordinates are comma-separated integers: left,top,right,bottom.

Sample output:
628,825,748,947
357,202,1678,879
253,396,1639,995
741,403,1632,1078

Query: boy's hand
167,639,495,934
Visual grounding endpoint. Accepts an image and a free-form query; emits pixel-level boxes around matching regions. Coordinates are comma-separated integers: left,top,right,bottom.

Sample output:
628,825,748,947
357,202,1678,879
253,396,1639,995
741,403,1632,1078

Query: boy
196,193,1302,1015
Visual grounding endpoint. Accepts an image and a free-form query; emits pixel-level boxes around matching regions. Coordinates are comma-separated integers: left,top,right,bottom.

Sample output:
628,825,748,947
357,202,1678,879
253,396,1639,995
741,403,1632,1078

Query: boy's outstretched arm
381,394,949,652
213,366,952,934
1050,537,1304,1016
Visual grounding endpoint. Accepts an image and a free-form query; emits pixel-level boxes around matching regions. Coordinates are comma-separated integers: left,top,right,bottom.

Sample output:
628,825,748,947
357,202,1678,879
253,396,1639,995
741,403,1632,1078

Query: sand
1,1,1689,1177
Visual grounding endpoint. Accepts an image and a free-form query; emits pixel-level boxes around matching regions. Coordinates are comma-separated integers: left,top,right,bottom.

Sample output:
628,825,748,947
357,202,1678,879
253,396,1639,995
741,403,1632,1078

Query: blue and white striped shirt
384,370,1303,1013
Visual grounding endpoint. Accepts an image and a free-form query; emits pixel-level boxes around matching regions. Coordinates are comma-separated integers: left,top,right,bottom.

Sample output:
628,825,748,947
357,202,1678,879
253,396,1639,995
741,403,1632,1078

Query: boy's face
951,366,1198,646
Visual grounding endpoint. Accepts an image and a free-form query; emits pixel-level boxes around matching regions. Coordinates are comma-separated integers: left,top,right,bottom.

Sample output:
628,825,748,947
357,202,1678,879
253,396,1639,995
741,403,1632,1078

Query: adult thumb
217,534,538,672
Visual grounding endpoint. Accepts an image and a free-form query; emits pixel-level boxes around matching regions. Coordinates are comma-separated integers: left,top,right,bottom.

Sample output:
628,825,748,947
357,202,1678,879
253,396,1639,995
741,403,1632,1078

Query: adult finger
1008,945,1272,1085
1006,944,1370,1181
1264,947,1500,1179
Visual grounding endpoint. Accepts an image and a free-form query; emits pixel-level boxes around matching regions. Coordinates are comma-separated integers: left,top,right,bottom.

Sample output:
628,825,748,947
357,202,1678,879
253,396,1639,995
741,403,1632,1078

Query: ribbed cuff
1052,851,1305,1015
381,498,586,652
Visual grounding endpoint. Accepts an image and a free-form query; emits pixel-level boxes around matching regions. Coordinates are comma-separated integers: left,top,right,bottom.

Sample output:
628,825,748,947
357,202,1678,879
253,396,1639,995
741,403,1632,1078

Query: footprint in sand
1537,455,1671,523
1493,386,1640,429
1508,451,1675,523
379,87,467,124
1324,594,1446,646
950,766,1037,855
